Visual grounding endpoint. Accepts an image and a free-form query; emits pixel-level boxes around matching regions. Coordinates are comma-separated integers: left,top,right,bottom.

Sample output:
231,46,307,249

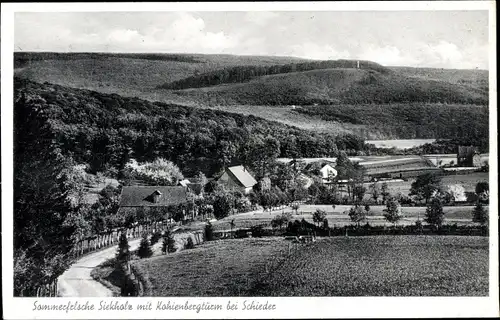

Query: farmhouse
304,160,338,183
217,165,257,194
457,146,482,167
118,186,191,218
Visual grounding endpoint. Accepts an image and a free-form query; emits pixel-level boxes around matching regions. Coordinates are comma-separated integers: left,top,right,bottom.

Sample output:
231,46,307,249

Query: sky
14,11,489,69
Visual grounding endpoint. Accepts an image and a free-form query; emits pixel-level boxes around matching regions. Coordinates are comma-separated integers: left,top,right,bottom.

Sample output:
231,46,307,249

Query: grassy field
250,236,489,296
365,172,489,195
212,204,486,231
133,238,290,296
134,236,488,296
366,139,436,149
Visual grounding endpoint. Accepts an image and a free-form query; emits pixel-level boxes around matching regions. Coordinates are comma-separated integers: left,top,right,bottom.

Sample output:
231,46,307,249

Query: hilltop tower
357,60,360,69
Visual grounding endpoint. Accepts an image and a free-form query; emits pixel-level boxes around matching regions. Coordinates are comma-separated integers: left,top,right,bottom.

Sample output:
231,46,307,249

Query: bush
150,231,162,246
185,237,195,250
162,230,176,254
137,234,153,259
204,222,214,241
116,232,130,263
472,201,488,225
250,225,265,238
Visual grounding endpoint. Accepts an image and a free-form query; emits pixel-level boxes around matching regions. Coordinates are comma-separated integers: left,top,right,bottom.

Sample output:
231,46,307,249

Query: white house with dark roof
217,165,257,194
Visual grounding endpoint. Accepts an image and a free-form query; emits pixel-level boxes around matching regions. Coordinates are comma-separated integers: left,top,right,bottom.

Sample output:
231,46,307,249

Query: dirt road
57,239,141,297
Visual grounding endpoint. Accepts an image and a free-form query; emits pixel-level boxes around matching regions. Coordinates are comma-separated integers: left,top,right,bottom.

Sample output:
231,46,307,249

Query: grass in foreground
250,236,488,296
133,238,289,296
134,236,488,297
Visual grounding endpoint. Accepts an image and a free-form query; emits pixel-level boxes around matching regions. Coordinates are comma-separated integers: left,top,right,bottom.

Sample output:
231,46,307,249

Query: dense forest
14,52,202,68
169,68,488,106
14,78,367,178
160,59,390,90
295,104,489,148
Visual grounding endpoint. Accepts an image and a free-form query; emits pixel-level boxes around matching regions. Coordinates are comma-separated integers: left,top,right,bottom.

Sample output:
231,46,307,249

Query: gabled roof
226,165,257,188
178,179,191,187
458,146,479,158
119,186,189,207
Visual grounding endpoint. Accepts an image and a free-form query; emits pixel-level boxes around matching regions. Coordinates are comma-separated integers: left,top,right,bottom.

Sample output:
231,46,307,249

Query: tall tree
116,232,131,262
14,91,82,296
383,198,402,225
410,173,442,204
425,196,445,229
137,234,153,259
472,201,488,225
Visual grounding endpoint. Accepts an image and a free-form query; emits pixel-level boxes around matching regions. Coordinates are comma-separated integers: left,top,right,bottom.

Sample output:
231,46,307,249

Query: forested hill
14,78,366,177
159,59,390,90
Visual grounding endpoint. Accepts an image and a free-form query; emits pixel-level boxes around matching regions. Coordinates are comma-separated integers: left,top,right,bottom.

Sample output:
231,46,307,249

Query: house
319,164,338,183
217,165,257,194
304,160,337,183
117,186,191,219
457,146,481,167
177,177,206,197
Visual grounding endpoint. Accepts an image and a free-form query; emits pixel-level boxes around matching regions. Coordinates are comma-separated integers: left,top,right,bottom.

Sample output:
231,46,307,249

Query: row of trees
161,60,388,90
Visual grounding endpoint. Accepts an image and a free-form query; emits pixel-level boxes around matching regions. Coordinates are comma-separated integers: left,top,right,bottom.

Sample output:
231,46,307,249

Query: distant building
118,186,191,218
457,146,481,167
319,164,338,183
217,165,257,194
304,160,337,183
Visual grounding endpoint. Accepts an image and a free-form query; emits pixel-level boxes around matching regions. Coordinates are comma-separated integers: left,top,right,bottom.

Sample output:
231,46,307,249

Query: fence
73,221,181,259
32,220,180,297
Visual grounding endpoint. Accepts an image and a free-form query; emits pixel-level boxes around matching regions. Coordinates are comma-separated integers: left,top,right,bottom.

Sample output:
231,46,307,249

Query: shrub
185,237,195,250
312,209,327,227
472,201,488,225
322,218,329,229
150,231,162,246
162,229,176,254
116,232,130,263
137,234,153,259
204,222,214,241
250,225,265,238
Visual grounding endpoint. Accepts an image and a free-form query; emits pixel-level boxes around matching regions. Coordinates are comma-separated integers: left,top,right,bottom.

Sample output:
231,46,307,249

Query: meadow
132,238,290,296
212,204,486,231
249,236,489,296
133,236,488,296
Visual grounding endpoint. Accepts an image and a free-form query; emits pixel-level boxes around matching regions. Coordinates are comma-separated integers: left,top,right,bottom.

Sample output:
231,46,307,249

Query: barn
118,186,192,220
217,165,258,194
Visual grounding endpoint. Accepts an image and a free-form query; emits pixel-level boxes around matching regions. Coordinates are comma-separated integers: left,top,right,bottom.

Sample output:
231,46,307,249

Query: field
132,238,290,296
134,236,488,296
250,236,489,296
366,139,435,149
212,204,486,231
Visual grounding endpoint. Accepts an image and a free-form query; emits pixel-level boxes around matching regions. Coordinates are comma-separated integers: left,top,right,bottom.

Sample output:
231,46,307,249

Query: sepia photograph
1,1,498,319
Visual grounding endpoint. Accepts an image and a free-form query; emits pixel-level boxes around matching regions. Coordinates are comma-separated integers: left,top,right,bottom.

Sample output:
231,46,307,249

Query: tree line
160,59,389,90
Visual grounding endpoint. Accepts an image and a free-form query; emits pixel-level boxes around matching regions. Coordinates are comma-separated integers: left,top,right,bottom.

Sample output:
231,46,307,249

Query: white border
1,2,498,319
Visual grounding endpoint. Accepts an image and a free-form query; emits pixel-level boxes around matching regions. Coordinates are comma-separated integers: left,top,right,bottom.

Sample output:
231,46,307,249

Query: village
109,145,489,231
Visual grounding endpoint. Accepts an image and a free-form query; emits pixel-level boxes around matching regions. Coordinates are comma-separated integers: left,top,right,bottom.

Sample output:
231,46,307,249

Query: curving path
58,239,142,297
